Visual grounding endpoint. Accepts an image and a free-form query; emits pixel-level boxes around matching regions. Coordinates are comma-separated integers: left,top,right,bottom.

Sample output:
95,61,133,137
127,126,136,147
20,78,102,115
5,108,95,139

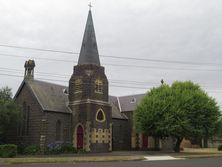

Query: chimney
24,60,35,80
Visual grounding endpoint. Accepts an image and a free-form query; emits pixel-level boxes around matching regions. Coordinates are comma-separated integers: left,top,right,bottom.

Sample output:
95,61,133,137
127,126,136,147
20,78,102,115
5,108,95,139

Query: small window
130,97,137,103
97,111,104,120
75,79,82,93
63,88,68,94
96,109,106,122
95,79,103,94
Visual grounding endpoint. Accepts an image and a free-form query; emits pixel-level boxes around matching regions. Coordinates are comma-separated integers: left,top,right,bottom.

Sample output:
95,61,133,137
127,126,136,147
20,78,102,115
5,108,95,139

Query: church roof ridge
16,79,128,119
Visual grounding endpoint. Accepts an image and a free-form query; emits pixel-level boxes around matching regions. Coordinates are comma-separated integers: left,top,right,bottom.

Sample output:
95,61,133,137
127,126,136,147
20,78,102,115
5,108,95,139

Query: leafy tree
134,84,173,148
171,81,221,148
216,118,222,138
0,87,21,143
134,81,221,152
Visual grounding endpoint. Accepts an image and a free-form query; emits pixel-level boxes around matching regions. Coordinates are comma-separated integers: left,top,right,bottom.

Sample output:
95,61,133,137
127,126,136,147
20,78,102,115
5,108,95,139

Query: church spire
78,9,100,66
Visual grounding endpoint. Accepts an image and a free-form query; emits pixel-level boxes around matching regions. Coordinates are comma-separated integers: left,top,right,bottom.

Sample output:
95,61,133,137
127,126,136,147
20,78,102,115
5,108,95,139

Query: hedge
0,144,17,157
218,145,222,151
23,145,40,155
45,143,77,154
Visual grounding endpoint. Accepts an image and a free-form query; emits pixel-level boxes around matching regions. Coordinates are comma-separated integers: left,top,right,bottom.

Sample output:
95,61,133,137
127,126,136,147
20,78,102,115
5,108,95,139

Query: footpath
1,149,222,164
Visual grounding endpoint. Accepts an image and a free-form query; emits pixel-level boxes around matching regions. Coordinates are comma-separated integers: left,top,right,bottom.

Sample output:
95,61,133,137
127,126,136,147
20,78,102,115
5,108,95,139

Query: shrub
17,143,26,154
61,143,77,153
218,145,222,151
45,142,62,154
24,145,40,155
0,144,17,157
78,148,87,154
45,142,77,154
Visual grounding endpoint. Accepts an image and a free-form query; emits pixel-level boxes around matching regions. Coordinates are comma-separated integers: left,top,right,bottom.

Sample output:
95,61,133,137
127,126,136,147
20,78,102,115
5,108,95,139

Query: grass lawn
1,155,145,164
175,148,222,158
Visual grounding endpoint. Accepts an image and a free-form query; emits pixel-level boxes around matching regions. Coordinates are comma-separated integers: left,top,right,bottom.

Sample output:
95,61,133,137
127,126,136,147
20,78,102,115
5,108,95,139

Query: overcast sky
1,0,222,106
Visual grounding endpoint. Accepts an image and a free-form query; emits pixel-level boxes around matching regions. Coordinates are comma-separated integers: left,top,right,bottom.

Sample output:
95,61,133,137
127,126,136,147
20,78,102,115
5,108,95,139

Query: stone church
13,10,172,152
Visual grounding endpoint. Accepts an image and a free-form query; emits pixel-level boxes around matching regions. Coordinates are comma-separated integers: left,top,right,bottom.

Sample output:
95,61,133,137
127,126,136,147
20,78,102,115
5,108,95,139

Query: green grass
2,156,145,164
175,148,222,159
175,153,222,159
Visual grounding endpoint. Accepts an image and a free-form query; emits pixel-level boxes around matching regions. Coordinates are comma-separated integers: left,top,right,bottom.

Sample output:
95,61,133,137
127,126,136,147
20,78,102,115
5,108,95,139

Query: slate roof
78,10,100,66
15,80,71,113
109,96,128,119
15,79,128,119
118,94,146,112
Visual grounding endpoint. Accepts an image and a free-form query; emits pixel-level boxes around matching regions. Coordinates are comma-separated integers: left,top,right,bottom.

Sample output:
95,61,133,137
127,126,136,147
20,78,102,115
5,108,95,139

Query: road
1,157,222,167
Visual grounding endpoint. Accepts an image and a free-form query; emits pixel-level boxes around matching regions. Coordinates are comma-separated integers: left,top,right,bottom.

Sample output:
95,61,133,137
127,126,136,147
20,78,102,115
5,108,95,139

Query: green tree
216,118,222,138
134,84,174,149
134,81,221,152
0,87,21,143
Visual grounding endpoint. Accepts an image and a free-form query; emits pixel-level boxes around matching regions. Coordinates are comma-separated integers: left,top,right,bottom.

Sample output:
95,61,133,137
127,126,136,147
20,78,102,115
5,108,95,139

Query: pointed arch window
19,102,30,136
96,109,106,122
95,79,103,94
26,106,30,135
56,120,62,141
20,102,26,136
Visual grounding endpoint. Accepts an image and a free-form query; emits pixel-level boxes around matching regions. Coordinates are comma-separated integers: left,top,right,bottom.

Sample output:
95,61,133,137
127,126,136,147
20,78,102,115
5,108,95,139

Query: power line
0,72,150,89
1,71,222,93
0,67,159,85
0,53,75,63
2,66,222,88
1,43,222,67
1,52,222,72
0,44,78,55
102,55,222,67
0,69,157,86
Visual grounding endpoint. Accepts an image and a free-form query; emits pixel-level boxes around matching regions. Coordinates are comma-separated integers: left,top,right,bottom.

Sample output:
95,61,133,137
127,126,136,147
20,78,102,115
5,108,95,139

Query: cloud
0,0,222,106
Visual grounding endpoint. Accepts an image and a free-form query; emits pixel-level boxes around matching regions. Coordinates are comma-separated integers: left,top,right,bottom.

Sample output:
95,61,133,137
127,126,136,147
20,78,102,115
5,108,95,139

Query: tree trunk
203,137,208,148
174,137,183,152
203,128,209,148
154,137,159,150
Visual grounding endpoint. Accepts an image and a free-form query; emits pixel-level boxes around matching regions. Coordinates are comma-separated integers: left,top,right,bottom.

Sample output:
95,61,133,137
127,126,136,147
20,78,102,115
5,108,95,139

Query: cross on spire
88,2,92,10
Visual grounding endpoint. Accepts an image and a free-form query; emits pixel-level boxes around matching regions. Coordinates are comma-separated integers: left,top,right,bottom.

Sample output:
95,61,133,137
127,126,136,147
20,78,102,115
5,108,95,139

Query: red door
142,134,148,148
77,125,83,149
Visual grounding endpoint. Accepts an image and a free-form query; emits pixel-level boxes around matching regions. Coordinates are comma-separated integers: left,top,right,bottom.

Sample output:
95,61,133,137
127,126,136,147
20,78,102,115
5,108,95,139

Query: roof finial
88,2,92,10
161,79,164,85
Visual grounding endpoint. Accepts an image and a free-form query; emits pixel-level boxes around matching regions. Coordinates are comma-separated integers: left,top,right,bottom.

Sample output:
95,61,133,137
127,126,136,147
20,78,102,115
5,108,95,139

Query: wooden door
77,125,84,149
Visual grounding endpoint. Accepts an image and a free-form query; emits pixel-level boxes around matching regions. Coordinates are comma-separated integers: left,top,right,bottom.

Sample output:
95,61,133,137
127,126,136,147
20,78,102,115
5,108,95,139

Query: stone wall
14,82,44,145
112,118,131,150
14,82,72,149
44,111,72,145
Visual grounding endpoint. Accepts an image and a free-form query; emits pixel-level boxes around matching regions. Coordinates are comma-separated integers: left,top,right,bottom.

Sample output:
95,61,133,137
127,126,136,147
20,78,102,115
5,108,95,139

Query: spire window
95,79,103,94
75,79,82,93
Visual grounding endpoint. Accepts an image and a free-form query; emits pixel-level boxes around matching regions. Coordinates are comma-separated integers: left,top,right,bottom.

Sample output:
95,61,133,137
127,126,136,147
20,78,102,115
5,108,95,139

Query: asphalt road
1,157,222,167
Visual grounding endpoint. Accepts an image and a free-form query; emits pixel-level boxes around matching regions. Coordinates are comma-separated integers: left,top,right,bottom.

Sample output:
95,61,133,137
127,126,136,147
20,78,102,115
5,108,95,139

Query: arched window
95,79,103,94
56,120,62,141
20,102,27,136
26,106,30,135
75,79,82,93
96,109,106,122
20,102,30,136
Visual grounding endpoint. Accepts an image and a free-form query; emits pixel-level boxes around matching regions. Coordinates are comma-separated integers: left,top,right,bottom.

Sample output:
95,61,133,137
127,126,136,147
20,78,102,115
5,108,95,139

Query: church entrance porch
77,125,84,149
